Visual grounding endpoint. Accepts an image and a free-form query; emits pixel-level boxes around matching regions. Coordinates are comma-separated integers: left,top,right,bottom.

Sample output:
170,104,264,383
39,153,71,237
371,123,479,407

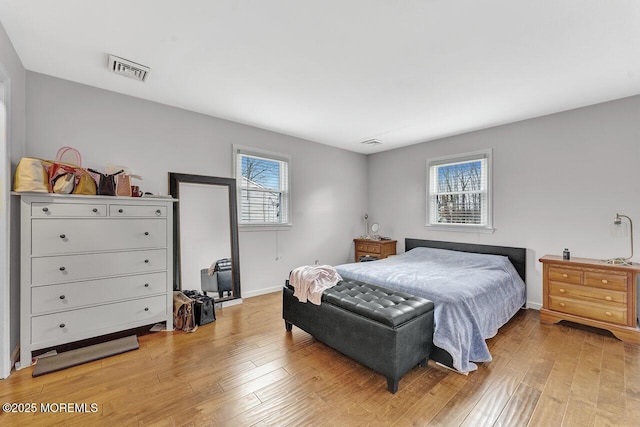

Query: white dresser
17,194,175,369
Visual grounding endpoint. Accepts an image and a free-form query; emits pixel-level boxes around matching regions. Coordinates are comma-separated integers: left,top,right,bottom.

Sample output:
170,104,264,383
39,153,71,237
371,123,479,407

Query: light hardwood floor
1,291,639,426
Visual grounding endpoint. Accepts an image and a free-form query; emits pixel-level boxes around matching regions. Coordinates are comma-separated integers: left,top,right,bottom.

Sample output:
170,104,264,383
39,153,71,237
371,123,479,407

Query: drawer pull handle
42,207,49,212
559,288,566,293
144,283,149,288
601,279,608,284
605,311,612,317
155,209,162,216
59,234,66,239
92,208,98,213
118,209,124,213
59,295,65,300
144,307,149,311
59,266,66,271
144,259,149,263
605,296,612,301
562,274,568,278
144,232,149,236
59,323,65,328
559,302,566,307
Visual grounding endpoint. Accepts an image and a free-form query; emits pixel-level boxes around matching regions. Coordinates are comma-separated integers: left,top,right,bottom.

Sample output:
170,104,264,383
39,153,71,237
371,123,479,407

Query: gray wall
26,72,368,297
0,18,26,373
368,95,640,308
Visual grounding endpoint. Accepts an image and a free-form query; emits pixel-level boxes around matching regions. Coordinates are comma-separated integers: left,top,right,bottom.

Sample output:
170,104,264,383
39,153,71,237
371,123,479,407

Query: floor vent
108,55,150,82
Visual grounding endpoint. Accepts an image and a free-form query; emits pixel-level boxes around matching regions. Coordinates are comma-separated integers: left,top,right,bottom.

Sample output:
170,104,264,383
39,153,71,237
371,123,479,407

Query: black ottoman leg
418,357,428,367
387,377,399,394
285,321,292,331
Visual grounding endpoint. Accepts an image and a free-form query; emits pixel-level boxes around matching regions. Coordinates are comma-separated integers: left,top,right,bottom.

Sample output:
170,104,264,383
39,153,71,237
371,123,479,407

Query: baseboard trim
527,302,542,310
242,285,282,299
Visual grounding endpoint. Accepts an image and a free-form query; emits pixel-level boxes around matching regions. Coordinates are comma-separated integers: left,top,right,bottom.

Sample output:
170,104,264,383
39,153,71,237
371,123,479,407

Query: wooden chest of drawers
354,239,397,262
17,194,176,369
539,255,640,343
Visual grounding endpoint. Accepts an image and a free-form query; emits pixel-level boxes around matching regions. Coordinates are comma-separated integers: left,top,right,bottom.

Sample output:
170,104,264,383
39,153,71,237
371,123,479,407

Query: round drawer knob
118,209,124,213
155,209,161,216
601,279,608,284
59,266,66,271
605,311,612,317
559,302,566,307
144,283,150,288
59,295,65,300
605,296,612,301
562,274,568,278
559,288,566,293
59,323,65,328
59,234,66,239
144,307,149,312
92,208,98,213
42,207,49,212
144,232,149,236
144,259,150,263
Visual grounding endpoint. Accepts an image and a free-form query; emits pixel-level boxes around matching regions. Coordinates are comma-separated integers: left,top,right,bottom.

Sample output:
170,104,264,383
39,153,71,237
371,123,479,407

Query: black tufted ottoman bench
283,278,434,393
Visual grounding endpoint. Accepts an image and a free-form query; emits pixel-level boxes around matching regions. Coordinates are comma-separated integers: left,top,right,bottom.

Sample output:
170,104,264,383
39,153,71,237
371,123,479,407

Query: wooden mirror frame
169,172,241,300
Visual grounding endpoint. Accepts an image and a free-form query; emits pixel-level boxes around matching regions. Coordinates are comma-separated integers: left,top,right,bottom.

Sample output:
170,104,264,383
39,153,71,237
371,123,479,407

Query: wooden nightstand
539,255,640,343
354,239,397,262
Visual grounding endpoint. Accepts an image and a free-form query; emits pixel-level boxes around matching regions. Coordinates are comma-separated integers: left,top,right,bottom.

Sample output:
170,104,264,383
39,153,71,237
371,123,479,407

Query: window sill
239,224,292,232
425,224,495,234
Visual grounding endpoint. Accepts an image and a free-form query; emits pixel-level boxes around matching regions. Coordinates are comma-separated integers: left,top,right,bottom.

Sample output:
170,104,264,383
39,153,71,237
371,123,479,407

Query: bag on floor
183,290,216,326
173,291,197,332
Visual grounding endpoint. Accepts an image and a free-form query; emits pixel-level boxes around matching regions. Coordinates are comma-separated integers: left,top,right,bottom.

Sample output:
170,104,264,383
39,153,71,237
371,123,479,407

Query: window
426,149,493,232
233,145,291,227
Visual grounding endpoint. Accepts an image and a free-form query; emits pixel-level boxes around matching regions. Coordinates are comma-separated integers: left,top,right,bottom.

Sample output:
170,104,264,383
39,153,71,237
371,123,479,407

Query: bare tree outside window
428,154,490,228
239,154,288,224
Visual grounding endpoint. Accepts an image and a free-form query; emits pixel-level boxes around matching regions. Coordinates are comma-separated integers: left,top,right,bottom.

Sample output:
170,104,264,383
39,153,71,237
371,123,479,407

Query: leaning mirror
169,173,241,302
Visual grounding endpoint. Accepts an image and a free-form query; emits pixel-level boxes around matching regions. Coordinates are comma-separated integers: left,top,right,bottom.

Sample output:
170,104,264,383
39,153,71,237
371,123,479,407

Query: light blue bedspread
334,247,526,373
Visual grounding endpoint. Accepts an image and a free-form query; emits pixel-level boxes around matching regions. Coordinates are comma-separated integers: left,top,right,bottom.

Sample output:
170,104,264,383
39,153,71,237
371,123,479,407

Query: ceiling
1,1,639,154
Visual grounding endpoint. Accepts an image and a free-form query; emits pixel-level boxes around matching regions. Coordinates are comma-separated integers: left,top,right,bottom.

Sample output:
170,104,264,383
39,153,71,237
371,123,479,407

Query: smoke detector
361,139,382,145
108,55,150,82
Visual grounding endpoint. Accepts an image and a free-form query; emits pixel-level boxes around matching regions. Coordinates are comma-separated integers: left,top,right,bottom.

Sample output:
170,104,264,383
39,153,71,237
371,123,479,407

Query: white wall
0,18,26,377
0,18,25,377
25,72,368,298
368,95,640,309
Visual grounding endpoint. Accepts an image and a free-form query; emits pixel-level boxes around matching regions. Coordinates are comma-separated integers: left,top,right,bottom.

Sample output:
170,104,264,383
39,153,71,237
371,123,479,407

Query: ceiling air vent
108,55,150,82
361,139,382,145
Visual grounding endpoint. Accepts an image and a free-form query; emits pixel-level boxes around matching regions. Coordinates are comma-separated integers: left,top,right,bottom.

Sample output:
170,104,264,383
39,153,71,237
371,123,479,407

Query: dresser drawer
31,294,166,346
110,205,166,217
356,244,381,254
32,218,167,256
31,249,167,285
32,202,107,217
584,271,627,291
548,267,582,285
549,281,627,304
549,295,627,325
31,272,167,314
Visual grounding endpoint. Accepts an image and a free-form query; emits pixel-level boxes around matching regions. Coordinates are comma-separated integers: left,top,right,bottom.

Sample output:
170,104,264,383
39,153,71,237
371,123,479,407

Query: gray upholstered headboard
405,238,527,283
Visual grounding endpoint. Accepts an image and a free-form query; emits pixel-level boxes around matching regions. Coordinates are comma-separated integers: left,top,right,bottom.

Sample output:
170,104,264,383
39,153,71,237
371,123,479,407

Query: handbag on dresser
88,168,124,196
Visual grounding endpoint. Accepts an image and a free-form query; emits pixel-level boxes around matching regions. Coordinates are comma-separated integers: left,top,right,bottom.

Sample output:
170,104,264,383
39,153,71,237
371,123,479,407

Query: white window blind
234,146,291,226
427,150,492,230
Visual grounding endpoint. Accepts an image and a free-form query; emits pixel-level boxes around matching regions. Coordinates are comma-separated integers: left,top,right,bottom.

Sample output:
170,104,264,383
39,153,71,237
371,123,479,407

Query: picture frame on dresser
16,193,176,369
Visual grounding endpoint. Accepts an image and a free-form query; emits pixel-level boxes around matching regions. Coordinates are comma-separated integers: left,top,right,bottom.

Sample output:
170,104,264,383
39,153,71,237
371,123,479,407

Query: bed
333,238,527,373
